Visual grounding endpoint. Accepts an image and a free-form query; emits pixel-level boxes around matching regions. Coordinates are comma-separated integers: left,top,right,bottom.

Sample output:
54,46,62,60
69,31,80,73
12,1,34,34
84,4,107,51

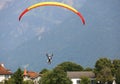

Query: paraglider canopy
19,2,85,25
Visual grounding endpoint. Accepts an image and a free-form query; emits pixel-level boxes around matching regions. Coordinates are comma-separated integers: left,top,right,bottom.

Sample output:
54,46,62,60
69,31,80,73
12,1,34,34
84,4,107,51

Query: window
76,80,80,84
91,79,96,84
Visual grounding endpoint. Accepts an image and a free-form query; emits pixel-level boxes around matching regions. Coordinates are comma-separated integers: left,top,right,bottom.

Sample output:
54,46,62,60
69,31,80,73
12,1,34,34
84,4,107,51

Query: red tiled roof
0,64,12,75
23,69,39,79
27,71,39,79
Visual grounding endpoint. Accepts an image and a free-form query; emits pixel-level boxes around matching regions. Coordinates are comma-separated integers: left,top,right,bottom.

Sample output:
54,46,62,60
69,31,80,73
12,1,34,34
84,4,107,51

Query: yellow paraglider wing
19,2,85,24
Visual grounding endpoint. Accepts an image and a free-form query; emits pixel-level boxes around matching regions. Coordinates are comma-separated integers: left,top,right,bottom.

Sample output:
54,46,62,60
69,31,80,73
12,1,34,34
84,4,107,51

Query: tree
12,68,23,84
95,58,112,72
23,80,34,84
84,67,93,71
4,78,15,84
40,68,49,74
113,59,120,69
80,76,90,84
113,59,120,84
39,68,72,84
95,58,114,84
96,67,113,84
55,61,83,72
115,67,120,84
5,68,23,84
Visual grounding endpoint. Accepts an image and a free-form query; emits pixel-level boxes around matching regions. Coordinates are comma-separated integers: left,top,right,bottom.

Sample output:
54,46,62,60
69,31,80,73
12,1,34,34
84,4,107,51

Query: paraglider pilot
46,53,53,64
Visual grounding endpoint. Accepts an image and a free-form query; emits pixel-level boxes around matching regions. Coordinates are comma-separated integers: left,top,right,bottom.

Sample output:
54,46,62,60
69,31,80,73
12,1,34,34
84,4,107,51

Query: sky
0,0,120,72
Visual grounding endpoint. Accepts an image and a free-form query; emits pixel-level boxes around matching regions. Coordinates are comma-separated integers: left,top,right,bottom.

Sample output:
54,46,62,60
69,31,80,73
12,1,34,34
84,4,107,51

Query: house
67,71,96,84
0,63,12,83
23,69,41,84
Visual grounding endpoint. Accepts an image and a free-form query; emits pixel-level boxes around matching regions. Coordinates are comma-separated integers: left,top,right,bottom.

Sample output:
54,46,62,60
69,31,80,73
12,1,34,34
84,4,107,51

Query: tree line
2,57,120,84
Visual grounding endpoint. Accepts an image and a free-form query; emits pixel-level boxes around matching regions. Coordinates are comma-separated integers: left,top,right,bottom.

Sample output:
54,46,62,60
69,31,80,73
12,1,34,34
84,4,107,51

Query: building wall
71,78,81,84
23,76,41,84
23,76,31,81
71,78,95,84
0,75,5,82
0,75,11,82
5,75,11,80
33,77,41,84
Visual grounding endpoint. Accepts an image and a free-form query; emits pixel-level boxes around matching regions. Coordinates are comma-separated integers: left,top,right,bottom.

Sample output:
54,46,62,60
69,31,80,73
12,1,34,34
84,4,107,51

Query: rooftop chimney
0,63,5,67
